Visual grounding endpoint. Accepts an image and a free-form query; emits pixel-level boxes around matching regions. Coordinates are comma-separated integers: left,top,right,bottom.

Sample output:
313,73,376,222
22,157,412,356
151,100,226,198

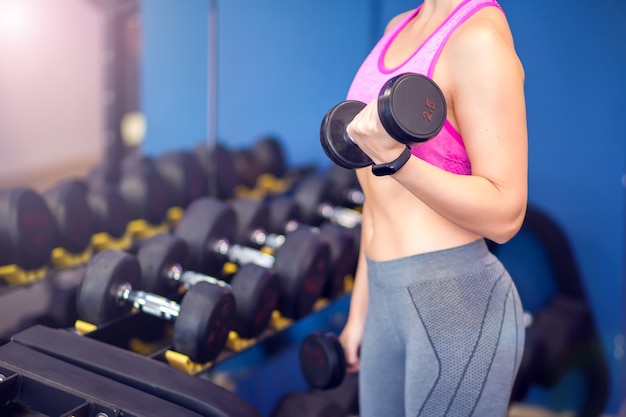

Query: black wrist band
371,145,412,177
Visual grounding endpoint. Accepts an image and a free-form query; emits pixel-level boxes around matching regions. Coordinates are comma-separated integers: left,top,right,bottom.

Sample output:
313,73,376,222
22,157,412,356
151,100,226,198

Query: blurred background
0,0,623,415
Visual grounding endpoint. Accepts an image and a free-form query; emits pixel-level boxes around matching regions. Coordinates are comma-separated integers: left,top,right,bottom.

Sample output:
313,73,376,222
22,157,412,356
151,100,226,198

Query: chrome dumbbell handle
117,283,180,321
249,228,268,247
228,245,275,269
347,188,365,206
166,264,231,290
212,237,276,269
318,203,362,229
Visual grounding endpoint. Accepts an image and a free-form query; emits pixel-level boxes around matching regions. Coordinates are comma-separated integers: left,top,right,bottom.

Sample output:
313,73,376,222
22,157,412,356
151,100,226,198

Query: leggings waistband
365,239,498,288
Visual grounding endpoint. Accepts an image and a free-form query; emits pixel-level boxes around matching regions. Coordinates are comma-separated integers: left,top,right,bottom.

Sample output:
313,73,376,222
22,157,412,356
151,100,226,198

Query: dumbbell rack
0,349,198,417
0,291,352,417
74,294,352,416
200,295,352,415
1,321,266,417
0,149,359,415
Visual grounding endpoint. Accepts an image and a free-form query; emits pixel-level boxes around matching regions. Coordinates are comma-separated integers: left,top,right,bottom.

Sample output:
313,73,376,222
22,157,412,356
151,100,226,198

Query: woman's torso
352,1,513,261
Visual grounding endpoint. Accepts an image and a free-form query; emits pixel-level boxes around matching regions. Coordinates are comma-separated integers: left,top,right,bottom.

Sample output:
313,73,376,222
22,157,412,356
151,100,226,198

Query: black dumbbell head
87,185,130,240
510,327,545,401
86,162,121,188
253,136,286,178
377,73,447,144
156,150,208,208
320,100,372,170
175,197,237,277
327,164,359,188
173,281,235,363
294,174,330,226
318,223,358,299
229,264,279,339
325,165,362,207
137,234,188,299
76,250,141,325
193,141,238,200
119,162,175,225
230,198,269,247
266,196,300,235
0,187,57,271
43,179,95,255
272,227,330,319
299,333,347,390
533,296,592,387
232,148,264,189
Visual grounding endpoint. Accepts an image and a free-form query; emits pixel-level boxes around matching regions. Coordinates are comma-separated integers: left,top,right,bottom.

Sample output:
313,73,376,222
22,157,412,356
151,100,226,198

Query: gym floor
509,404,617,417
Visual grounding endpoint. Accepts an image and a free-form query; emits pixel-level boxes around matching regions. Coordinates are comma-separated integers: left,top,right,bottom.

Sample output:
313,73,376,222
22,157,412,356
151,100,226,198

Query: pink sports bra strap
423,0,503,77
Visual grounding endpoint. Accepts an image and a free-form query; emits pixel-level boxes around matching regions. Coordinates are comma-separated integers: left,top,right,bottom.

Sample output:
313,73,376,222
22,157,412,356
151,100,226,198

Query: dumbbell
76,249,235,363
193,141,238,200
86,182,133,252
0,187,58,285
231,150,264,191
231,137,287,190
42,179,96,268
122,150,214,231
299,333,347,390
118,155,177,242
235,197,358,300
325,165,364,209
320,72,446,170
86,160,121,188
293,174,362,229
155,150,208,211
252,136,287,179
175,197,330,320
138,233,279,340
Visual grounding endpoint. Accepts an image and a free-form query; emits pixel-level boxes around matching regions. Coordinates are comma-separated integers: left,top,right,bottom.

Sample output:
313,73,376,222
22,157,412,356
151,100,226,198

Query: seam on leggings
468,280,512,417
442,275,504,416
511,287,520,386
407,286,442,413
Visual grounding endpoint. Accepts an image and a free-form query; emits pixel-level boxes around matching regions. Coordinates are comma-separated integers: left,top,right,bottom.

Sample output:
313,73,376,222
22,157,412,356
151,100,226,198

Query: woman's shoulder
441,5,521,78
450,6,515,52
384,10,416,34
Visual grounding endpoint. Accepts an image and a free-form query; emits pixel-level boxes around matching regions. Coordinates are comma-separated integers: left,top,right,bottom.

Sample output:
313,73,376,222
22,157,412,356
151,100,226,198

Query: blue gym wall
141,0,625,413
141,1,209,150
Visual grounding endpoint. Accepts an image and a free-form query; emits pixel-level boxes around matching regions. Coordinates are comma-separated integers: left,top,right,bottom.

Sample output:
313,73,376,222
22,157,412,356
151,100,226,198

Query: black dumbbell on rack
137,233,279,342
155,150,208,214
87,180,133,252
175,197,331,321
199,136,312,200
324,165,364,209
0,187,58,286
0,185,98,342
230,136,287,192
193,141,239,201
88,152,196,243
232,197,358,300
117,155,177,245
76,249,235,364
0,187,61,342
42,179,96,268
293,174,363,230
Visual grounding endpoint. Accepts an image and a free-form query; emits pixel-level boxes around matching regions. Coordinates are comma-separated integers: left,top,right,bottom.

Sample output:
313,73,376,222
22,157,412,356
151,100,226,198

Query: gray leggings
360,239,524,417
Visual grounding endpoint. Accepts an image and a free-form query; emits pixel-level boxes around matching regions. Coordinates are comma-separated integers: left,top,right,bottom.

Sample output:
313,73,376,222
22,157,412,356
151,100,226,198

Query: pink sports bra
346,0,503,175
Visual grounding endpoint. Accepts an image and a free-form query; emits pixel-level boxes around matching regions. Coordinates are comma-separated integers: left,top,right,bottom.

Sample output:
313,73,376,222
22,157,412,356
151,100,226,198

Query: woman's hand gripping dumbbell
320,73,446,175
